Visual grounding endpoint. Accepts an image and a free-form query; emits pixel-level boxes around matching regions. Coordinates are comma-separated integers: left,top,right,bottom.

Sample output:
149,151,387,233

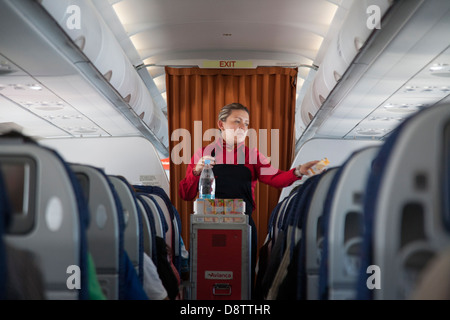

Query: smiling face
218,109,249,145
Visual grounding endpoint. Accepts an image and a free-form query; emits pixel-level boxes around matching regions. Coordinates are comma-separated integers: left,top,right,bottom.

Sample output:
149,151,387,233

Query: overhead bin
300,0,392,127
297,0,450,151
40,0,168,149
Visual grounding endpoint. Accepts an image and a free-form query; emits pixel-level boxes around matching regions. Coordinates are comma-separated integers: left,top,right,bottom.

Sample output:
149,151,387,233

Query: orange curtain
165,66,298,252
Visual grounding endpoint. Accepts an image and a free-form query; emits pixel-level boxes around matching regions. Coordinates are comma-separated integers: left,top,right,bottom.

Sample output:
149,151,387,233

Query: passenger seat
0,133,89,299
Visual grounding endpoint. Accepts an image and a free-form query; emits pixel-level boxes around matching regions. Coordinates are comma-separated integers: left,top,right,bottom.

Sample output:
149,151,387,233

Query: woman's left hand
295,160,320,177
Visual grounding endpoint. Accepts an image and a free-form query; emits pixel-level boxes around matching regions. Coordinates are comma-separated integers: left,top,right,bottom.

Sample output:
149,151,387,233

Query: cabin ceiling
0,0,169,156
0,1,139,139
297,0,450,149
104,0,353,117
1,0,449,160
109,0,341,65
105,0,450,147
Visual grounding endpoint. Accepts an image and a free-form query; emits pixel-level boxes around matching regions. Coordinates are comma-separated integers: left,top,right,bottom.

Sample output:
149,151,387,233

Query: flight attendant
179,102,319,297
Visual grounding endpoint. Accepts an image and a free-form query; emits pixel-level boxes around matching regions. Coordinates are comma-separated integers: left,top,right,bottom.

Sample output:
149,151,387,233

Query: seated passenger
87,252,106,300
121,251,149,300
5,243,46,300
410,247,450,300
180,237,189,281
155,236,180,300
143,252,168,300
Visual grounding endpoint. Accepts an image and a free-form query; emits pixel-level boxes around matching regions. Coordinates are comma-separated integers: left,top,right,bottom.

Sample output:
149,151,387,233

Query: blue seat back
260,180,313,299
269,188,299,248
71,164,124,300
138,193,167,239
305,167,339,299
136,194,158,264
135,199,152,259
287,176,322,262
266,197,289,246
357,103,450,300
0,140,89,300
109,176,144,284
320,147,379,300
133,185,182,276
0,167,10,299
283,174,322,300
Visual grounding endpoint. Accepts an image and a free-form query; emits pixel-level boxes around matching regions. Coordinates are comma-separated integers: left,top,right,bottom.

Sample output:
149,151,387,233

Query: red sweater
178,139,301,211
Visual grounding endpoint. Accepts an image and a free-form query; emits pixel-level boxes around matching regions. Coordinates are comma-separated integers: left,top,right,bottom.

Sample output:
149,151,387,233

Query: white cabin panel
279,138,382,201
41,136,170,197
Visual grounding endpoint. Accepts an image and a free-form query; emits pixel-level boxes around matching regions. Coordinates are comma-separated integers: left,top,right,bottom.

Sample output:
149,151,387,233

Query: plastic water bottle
198,159,216,199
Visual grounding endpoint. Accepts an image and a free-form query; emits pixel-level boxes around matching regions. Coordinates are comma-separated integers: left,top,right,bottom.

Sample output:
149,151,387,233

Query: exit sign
202,60,253,69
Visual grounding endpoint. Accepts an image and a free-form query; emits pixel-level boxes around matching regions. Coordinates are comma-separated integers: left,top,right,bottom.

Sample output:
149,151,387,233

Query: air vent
35,106,64,111
384,104,423,113
73,127,98,134
355,128,386,135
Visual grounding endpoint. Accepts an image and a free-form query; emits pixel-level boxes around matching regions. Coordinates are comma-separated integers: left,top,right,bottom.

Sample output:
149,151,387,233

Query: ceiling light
369,116,390,121
73,127,98,134
35,106,64,111
355,128,387,135
10,84,25,90
429,63,450,77
404,86,419,92
421,86,436,92
383,104,423,113
27,84,42,90
23,101,66,111
429,63,448,71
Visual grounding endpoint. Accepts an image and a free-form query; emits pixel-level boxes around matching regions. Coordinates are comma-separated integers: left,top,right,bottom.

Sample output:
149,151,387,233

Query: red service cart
190,214,251,300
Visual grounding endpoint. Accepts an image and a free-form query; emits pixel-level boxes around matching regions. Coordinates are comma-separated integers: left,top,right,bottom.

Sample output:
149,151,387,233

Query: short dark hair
218,103,249,122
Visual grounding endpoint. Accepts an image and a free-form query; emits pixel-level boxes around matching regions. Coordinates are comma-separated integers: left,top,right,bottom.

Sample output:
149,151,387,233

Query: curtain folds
165,66,298,252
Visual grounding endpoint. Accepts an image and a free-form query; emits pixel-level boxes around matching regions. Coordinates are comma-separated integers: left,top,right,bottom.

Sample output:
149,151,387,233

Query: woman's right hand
193,156,216,176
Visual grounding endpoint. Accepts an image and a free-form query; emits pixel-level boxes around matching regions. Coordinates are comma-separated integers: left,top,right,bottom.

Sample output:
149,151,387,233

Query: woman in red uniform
179,102,319,297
